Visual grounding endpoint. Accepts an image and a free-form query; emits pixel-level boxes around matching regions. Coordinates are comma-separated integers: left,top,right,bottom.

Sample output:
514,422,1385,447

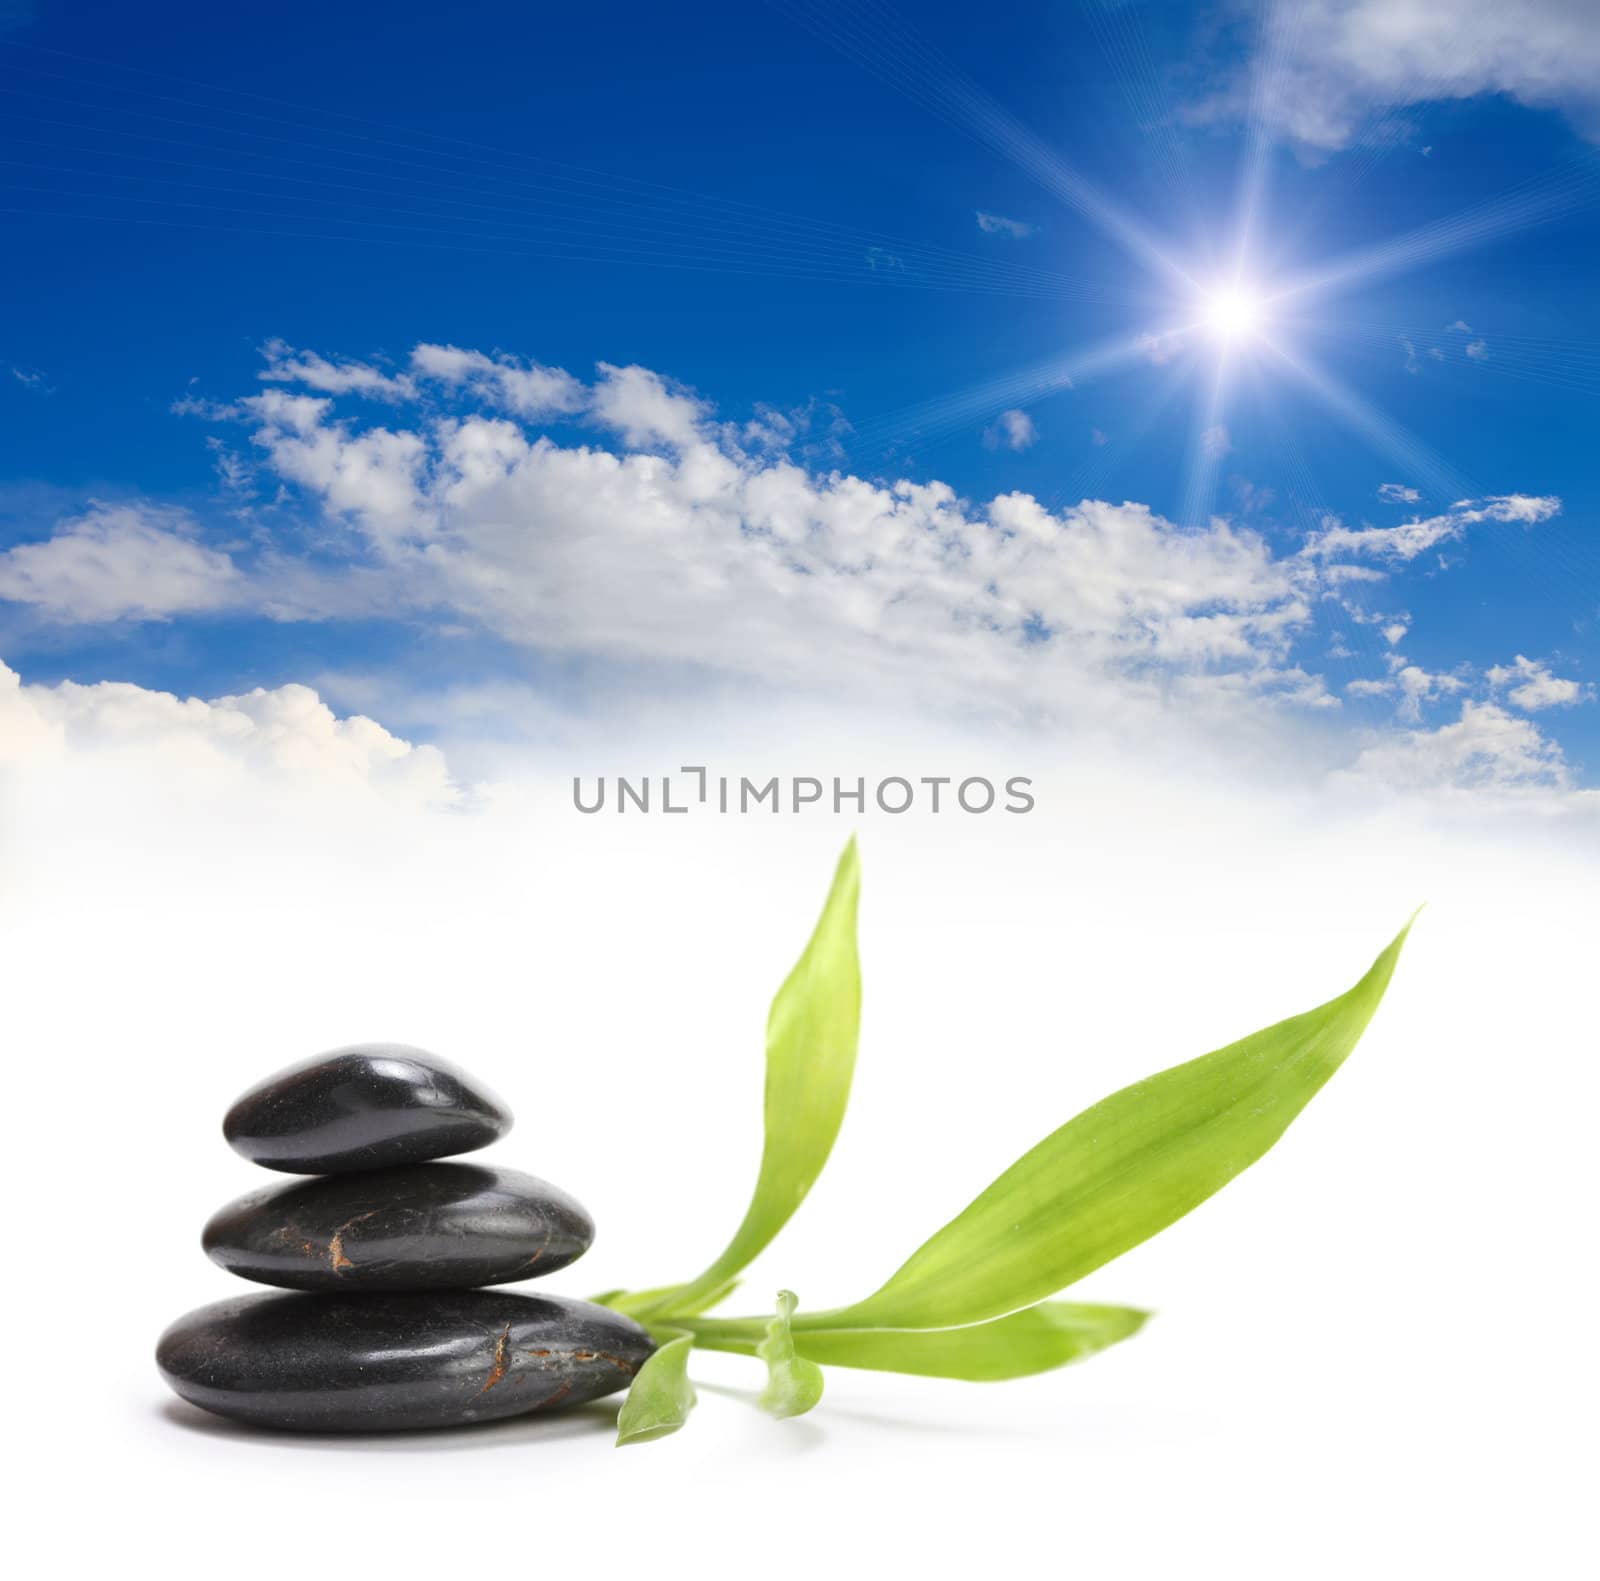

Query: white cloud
1233,479,1275,514
1317,564,1386,586
257,339,588,422
206,436,254,496
0,503,240,623
1345,649,1592,738
0,659,61,761
28,339,1580,802
259,339,416,401
587,362,709,449
1346,656,1467,721
982,408,1038,451
975,211,1035,239
1487,654,1591,711
1466,340,1490,361
409,343,585,418
1392,661,1467,722
1137,329,1185,366
738,398,850,462
0,659,458,807
218,349,1326,723
1195,0,1600,151
1378,483,1421,505
1201,424,1232,461
1346,700,1574,793
1466,494,1560,525
242,390,430,547
1304,494,1560,563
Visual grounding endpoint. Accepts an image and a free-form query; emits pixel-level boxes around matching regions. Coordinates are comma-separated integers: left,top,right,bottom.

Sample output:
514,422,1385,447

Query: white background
3,731,1595,1579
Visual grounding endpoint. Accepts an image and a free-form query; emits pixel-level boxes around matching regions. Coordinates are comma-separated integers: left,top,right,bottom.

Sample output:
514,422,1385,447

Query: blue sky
1,0,1597,796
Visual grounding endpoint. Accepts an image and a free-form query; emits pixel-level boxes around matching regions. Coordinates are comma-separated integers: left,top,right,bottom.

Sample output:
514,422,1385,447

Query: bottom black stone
156,1289,656,1433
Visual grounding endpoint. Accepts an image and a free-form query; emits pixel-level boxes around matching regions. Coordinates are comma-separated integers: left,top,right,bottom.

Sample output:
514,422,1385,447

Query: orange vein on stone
326,1209,380,1272
477,1323,513,1395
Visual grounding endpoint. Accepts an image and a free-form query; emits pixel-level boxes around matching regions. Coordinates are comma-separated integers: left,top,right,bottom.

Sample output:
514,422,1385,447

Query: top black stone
223,1045,513,1173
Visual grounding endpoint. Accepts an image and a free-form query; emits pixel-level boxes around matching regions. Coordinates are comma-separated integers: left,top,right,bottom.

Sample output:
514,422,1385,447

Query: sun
1201,284,1265,342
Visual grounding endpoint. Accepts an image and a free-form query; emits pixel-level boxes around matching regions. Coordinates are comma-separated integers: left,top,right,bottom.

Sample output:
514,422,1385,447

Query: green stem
658,1315,766,1352
654,1309,885,1348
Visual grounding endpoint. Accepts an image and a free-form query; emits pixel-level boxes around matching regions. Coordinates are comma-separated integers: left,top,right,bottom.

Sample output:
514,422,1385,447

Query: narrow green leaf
757,1291,825,1418
597,1276,742,1320
806,917,1415,1333
615,1331,697,1447
642,840,862,1318
692,1301,1149,1381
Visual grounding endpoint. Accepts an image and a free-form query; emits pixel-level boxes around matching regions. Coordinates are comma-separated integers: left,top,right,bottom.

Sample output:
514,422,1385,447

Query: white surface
3,742,1595,1578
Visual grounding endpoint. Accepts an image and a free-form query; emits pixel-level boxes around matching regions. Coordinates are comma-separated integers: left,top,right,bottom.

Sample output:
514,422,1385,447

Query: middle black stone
202,1163,595,1293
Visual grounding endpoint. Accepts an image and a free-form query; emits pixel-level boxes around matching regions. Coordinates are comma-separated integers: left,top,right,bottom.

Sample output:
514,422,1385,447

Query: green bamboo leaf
691,1301,1149,1381
805,917,1415,1333
642,840,862,1318
596,1276,742,1319
615,1332,697,1447
757,1291,825,1418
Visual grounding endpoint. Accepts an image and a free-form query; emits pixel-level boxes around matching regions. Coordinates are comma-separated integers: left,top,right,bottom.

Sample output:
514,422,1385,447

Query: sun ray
769,0,1199,291
1270,330,1597,594
1284,315,1600,398
847,329,1160,454
1255,0,1599,282
1043,369,1197,517
1229,0,1309,280
1269,150,1600,305
1257,337,1476,504
1080,0,1194,205
1177,345,1237,528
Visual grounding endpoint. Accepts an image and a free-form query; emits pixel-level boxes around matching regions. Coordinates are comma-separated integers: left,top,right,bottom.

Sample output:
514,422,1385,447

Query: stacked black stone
156,1045,655,1433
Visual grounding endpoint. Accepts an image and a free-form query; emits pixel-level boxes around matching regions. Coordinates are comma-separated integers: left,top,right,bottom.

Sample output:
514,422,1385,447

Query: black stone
223,1044,512,1174
202,1163,594,1292
157,1290,655,1433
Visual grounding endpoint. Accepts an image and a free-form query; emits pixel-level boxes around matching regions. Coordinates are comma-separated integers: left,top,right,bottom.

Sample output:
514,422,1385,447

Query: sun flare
1201,285,1265,341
